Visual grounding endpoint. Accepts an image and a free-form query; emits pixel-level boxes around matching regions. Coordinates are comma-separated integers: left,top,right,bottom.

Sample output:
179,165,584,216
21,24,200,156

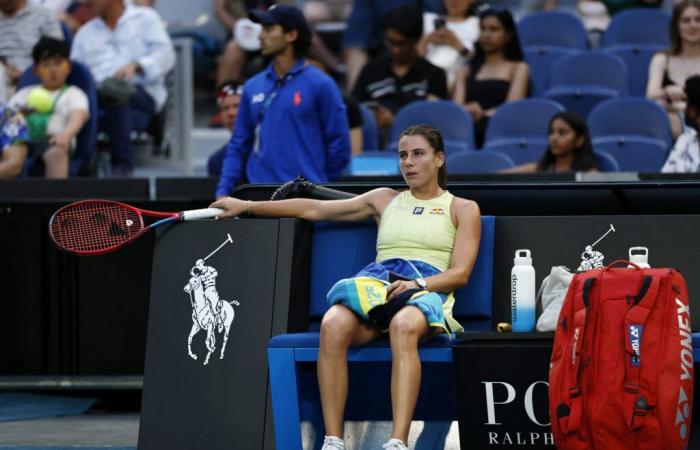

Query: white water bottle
628,247,650,268
511,249,536,332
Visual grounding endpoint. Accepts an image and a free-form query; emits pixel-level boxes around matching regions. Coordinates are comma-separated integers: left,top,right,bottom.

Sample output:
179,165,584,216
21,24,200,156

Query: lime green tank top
376,190,456,271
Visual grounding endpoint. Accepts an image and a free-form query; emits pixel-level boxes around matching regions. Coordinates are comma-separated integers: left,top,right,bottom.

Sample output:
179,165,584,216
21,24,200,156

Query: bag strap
559,275,595,434
48,86,68,114
622,275,661,431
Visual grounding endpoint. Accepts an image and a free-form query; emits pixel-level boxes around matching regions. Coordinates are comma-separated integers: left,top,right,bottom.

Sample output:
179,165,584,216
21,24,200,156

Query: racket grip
182,208,224,220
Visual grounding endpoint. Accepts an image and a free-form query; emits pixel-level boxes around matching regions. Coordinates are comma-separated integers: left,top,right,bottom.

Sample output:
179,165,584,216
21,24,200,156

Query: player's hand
386,279,419,301
210,196,248,218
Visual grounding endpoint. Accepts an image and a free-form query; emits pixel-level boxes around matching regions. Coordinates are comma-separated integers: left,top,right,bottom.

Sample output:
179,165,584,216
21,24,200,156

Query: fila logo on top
675,296,693,439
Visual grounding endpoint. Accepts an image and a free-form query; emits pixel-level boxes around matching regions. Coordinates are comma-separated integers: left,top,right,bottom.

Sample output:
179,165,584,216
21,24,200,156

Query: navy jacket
216,60,351,197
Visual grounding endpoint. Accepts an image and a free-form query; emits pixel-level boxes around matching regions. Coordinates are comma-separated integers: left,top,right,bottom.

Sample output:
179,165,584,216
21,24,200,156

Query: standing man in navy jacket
215,5,351,198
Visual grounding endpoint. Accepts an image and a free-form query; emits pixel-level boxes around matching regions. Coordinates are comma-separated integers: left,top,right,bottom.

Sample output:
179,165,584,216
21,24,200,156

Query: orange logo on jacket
430,208,444,215
294,91,302,106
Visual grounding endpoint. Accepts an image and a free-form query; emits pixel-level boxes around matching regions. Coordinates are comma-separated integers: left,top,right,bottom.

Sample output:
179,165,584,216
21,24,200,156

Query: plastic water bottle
511,249,536,332
628,247,650,268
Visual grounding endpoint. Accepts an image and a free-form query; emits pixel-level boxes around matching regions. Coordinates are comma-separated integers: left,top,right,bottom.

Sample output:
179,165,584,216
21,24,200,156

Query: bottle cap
629,246,649,266
514,249,532,265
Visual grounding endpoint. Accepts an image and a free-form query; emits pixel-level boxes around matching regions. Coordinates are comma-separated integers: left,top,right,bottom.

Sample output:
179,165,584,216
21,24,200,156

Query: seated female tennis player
211,124,481,450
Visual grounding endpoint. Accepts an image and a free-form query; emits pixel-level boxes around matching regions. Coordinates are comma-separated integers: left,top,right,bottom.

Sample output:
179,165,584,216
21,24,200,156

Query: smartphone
434,17,446,29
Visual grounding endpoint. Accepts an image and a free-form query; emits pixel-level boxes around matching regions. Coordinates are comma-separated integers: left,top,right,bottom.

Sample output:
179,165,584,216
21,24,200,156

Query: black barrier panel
139,219,280,450
0,179,150,201
155,177,218,201
454,334,553,449
494,215,700,330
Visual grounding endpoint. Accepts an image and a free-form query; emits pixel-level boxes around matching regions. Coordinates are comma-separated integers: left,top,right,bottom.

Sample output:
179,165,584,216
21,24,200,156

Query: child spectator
453,8,528,149
418,0,479,88
647,0,700,140
662,75,700,172
9,37,88,178
207,80,242,176
505,111,598,173
0,103,29,177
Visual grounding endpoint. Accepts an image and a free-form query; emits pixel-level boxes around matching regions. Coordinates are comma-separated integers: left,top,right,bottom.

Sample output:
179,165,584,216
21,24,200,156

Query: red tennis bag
549,261,694,450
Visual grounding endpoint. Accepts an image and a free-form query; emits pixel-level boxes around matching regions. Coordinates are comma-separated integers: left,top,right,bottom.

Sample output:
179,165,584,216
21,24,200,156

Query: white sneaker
382,438,408,450
321,435,345,450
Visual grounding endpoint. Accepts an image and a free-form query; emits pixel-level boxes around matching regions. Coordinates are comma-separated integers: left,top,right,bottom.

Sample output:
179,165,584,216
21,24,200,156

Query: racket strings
51,202,142,252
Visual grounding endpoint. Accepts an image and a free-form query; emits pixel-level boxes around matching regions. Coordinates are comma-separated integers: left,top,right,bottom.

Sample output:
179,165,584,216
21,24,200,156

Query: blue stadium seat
349,150,399,176
518,12,589,49
484,98,565,148
594,140,667,172
602,45,665,97
483,142,547,165
358,103,379,151
518,12,588,96
17,61,98,176
594,150,621,172
389,100,474,149
524,47,580,96
599,9,670,97
447,150,516,173
544,51,628,118
601,8,670,48
588,97,673,150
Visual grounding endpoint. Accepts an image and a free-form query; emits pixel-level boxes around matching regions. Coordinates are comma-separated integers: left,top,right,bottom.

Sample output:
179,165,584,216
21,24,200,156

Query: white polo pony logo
183,234,239,365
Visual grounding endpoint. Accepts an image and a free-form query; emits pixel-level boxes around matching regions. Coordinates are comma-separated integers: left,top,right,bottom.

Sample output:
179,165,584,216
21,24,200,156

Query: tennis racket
49,199,223,256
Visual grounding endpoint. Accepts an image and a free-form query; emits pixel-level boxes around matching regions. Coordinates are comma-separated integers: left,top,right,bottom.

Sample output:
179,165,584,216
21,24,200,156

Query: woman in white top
418,0,480,89
647,0,700,139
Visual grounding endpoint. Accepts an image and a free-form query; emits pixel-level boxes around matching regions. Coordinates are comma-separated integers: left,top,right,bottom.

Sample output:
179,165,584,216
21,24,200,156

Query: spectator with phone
352,5,447,135
418,0,479,88
453,8,528,148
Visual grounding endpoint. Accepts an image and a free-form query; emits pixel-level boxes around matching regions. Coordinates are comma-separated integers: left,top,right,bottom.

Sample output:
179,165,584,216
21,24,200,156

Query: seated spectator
63,1,95,33
0,0,63,96
214,0,270,87
70,0,175,177
207,80,242,176
453,8,528,148
352,5,447,133
647,0,700,140
505,111,598,173
9,37,88,178
0,104,29,177
418,0,479,88
662,75,700,172
343,0,444,90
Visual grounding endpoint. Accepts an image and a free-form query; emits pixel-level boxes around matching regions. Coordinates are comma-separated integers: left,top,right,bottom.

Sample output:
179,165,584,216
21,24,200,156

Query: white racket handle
182,208,224,220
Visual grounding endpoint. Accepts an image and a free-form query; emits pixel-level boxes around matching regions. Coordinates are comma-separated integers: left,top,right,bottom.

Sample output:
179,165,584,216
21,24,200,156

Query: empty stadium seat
600,9,670,97
601,8,670,48
524,47,581,96
518,12,588,96
588,97,673,149
358,103,379,150
349,150,399,176
484,142,547,165
518,12,589,49
594,150,621,172
594,141,667,172
447,150,516,173
389,100,474,149
544,51,628,118
484,98,565,148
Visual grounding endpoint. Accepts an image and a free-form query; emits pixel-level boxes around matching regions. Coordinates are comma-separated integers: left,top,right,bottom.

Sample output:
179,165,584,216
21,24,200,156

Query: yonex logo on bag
571,327,580,367
676,298,693,381
629,324,643,366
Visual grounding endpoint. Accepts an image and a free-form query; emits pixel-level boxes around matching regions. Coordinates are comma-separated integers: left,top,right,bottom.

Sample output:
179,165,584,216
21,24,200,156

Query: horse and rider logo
183,234,239,366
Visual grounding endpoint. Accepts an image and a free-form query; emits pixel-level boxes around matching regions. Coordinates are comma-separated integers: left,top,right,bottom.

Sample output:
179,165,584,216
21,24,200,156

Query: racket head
49,200,149,255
